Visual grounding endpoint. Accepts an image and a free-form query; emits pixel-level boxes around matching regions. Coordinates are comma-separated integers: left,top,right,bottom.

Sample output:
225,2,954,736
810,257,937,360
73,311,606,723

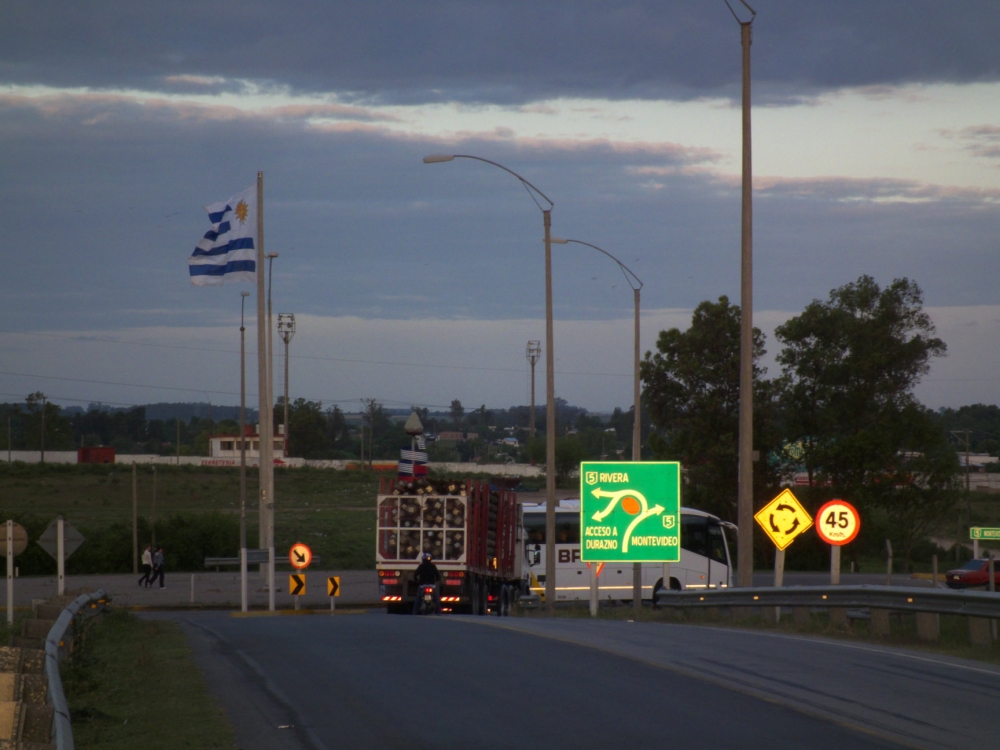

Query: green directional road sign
970,527,1000,540
580,461,681,563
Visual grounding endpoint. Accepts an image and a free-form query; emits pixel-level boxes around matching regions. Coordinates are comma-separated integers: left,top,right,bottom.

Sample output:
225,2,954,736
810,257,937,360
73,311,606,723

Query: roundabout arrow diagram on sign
754,489,813,551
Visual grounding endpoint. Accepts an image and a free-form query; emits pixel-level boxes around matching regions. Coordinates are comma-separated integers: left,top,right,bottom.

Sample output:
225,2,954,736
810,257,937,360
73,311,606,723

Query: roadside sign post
2,521,29,625
754,489,812,623
815,500,861,586
327,576,340,612
579,462,682,564
289,573,306,607
289,543,312,611
970,528,1000,561
6,521,11,625
585,562,603,618
57,517,64,596
38,518,84,596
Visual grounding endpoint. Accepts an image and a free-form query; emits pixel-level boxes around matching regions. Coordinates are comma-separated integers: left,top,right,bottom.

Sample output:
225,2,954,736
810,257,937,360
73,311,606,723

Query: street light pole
278,313,296,459
423,153,560,610
726,0,757,588
551,237,645,609
239,291,249,613
526,341,541,439
265,251,278,612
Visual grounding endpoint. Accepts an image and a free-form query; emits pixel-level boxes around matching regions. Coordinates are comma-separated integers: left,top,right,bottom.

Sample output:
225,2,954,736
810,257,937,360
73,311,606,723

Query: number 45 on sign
816,500,860,546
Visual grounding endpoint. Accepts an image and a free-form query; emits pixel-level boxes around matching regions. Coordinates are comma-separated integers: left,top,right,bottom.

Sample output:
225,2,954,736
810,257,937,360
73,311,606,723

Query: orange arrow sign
289,543,312,570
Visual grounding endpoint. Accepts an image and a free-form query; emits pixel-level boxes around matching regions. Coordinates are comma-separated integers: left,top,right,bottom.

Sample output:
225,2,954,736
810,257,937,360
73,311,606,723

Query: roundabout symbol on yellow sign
754,489,813,551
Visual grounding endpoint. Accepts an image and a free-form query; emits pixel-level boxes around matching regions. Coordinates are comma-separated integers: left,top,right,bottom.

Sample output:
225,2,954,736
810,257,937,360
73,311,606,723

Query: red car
945,559,1000,589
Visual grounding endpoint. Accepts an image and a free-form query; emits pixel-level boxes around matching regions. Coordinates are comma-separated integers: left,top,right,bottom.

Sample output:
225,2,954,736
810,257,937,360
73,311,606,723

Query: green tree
875,405,960,570
774,275,947,515
23,392,74,452
555,436,587,485
287,399,333,459
640,297,779,520
449,399,465,427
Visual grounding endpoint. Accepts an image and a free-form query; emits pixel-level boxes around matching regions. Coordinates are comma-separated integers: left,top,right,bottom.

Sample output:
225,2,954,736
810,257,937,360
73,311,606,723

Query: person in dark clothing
412,552,441,614
152,547,166,589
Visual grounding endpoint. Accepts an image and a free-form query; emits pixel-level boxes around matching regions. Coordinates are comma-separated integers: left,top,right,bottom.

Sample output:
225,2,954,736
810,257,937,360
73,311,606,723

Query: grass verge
62,609,238,749
519,602,1000,666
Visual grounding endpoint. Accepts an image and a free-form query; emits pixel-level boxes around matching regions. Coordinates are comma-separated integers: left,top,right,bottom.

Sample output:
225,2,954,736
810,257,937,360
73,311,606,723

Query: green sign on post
970,527,1000,540
579,461,681,563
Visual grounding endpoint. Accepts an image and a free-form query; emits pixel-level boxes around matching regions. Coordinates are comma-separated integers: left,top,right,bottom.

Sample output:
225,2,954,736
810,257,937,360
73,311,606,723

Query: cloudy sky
1,1,998,416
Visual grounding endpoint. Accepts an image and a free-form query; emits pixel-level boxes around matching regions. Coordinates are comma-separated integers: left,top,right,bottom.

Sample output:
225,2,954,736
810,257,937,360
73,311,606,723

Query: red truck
376,477,525,615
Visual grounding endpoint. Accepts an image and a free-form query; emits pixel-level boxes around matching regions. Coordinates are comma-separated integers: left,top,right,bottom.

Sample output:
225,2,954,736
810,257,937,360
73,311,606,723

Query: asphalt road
149,610,1000,750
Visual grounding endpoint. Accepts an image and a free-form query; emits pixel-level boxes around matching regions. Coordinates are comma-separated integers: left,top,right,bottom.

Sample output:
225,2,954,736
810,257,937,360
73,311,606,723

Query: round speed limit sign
815,500,860,546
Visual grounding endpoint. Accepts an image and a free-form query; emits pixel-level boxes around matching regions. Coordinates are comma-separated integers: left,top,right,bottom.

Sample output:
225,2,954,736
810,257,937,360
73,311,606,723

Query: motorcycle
414,583,439,615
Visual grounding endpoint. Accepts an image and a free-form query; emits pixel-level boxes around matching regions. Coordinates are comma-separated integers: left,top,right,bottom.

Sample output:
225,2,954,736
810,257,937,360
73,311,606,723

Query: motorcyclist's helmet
421,552,432,562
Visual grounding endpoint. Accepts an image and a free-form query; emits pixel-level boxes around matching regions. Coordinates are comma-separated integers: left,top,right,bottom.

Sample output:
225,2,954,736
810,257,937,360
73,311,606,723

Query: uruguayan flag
189,185,257,286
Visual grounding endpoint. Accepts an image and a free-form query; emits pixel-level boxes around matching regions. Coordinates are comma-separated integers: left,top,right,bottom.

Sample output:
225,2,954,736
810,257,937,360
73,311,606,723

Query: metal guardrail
45,589,108,750
654,585,1000,618
204,552,321,567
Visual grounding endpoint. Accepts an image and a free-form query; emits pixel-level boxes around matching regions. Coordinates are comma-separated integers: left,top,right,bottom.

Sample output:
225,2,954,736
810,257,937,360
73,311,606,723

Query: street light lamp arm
724,0,756,24
550,237,643,291
423,153,554,211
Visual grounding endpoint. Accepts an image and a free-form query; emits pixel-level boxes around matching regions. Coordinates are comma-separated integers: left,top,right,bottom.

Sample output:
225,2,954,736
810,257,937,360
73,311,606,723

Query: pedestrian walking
138,544,153,588
152,546,166,589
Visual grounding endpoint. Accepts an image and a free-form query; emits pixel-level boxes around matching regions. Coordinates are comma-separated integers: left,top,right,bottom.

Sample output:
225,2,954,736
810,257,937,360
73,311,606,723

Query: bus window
707,522,728,564
681,515,708,557
520,514,579,544
523,513,545,544
555,518,580,544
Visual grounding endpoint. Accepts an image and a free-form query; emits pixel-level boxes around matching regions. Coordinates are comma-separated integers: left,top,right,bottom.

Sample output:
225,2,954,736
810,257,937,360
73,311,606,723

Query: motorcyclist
412,552,441,614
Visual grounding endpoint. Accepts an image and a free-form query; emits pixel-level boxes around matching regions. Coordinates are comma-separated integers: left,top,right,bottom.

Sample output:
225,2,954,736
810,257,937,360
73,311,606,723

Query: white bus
521,498,736,603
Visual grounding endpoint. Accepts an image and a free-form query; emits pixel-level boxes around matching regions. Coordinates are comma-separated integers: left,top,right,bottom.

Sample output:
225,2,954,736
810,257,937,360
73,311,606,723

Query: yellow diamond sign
755,488,813,550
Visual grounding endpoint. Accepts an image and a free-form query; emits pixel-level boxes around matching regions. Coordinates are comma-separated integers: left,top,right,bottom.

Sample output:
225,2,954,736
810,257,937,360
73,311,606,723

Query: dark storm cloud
2,1,998,104
1,94,996,340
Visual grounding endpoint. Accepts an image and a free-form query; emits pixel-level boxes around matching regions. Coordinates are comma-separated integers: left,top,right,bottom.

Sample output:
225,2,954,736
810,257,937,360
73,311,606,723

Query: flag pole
255,171,274,610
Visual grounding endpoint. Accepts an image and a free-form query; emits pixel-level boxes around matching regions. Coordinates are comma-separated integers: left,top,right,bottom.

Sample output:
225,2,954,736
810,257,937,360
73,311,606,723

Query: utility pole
526,341,541,439
278,313,296,459
240,290,250,613
151,465,157,549
176,419,181,465
362,399,378,469
132,462,138,575
726,0,757,588
40,395,46,464
952,429,973,534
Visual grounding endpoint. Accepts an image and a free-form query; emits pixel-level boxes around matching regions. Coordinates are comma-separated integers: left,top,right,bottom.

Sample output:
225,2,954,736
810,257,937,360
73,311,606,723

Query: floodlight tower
277,313,296,458
526,340,541,438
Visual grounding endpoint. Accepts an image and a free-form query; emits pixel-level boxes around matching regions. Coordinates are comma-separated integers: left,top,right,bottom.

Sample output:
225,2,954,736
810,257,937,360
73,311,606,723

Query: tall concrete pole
266,251,278,612
240,291,249,613
632,286,643,610
255,172,270,551
132,463,138,575
736,14,756,588
526,341,540,440
543,208,557,611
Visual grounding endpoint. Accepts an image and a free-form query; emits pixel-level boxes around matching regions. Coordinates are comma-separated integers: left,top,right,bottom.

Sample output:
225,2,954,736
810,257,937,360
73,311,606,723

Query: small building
208,424,285,461
78,446,116,464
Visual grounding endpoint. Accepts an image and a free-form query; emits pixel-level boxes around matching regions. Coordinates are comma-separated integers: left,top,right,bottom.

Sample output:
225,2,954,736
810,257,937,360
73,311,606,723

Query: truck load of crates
375,476,525,615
